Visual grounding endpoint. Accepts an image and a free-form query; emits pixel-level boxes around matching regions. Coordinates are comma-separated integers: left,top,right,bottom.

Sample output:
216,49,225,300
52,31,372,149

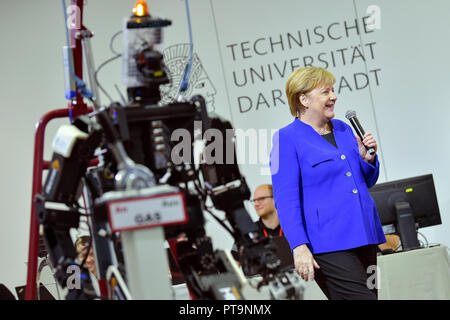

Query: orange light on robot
132,0,150,17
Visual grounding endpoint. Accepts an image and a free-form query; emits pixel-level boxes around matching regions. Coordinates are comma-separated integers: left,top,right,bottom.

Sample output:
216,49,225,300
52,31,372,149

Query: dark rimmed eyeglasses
250,196,273,204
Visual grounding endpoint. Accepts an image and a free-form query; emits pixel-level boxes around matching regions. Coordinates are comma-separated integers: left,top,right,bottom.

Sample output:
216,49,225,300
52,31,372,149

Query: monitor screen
369,174,441,251
370,174,441,228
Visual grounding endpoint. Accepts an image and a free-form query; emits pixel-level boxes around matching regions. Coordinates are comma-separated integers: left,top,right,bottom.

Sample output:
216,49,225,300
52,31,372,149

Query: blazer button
352,188,358,194
341,155,346,160
346,172,352,177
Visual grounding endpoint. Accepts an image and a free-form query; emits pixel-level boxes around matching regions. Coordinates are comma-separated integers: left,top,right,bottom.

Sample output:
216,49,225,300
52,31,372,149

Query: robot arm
37,116,102,299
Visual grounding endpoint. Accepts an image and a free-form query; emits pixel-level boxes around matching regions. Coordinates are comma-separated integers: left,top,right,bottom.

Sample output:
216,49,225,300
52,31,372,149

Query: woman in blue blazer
270,67,386,300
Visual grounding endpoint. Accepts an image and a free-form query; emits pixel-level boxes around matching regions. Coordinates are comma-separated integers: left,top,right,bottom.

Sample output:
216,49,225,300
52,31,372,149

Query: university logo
160,43,217,112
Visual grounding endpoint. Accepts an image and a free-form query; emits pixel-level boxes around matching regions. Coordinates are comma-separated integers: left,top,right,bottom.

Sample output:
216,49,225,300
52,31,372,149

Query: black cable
162,148,237,241
184,162,237,239
71,200,92,218
192,167,207,199
94,54,121,105
94,30,123,105
168,158,236,240
204,207,235,239
109,30,122,56
79,224,93,272
417,231,429,248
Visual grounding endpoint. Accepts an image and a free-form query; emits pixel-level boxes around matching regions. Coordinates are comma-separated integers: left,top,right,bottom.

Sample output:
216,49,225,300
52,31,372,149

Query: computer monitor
369,174,442,251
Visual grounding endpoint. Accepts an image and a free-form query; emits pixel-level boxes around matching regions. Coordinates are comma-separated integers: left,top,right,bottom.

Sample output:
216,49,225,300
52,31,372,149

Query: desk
377,245,450,300
241,245,450,300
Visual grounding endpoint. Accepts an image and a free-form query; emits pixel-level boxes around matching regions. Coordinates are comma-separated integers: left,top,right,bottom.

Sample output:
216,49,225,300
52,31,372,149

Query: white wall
0,0,448,296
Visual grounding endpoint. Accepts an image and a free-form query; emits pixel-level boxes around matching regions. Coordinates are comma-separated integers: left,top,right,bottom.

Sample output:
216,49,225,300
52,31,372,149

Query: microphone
345,110,375,155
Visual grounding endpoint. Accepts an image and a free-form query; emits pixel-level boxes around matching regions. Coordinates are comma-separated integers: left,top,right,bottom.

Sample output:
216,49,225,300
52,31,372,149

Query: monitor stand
394,201,421,251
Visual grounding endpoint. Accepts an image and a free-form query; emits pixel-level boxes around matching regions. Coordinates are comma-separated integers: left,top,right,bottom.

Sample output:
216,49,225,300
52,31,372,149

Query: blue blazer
270,118,386,254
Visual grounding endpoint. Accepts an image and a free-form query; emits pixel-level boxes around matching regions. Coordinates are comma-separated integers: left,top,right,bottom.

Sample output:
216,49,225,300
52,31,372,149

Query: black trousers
313,245,378,300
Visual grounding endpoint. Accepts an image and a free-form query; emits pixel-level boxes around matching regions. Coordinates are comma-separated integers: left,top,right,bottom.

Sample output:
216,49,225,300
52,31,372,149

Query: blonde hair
258,184,273,195
285,67,336,117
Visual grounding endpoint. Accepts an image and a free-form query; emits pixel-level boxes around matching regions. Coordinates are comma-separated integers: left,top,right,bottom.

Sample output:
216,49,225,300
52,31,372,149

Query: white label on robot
108,192,187,232
52,125,88,157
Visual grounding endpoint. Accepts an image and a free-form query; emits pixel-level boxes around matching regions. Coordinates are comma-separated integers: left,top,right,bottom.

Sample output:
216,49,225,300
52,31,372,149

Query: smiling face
300,84,337,122
253,185,276,218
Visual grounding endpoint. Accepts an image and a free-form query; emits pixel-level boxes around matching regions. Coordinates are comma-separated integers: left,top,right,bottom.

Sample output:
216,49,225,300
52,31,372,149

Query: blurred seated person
231,184,293,269
75,235,97,278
